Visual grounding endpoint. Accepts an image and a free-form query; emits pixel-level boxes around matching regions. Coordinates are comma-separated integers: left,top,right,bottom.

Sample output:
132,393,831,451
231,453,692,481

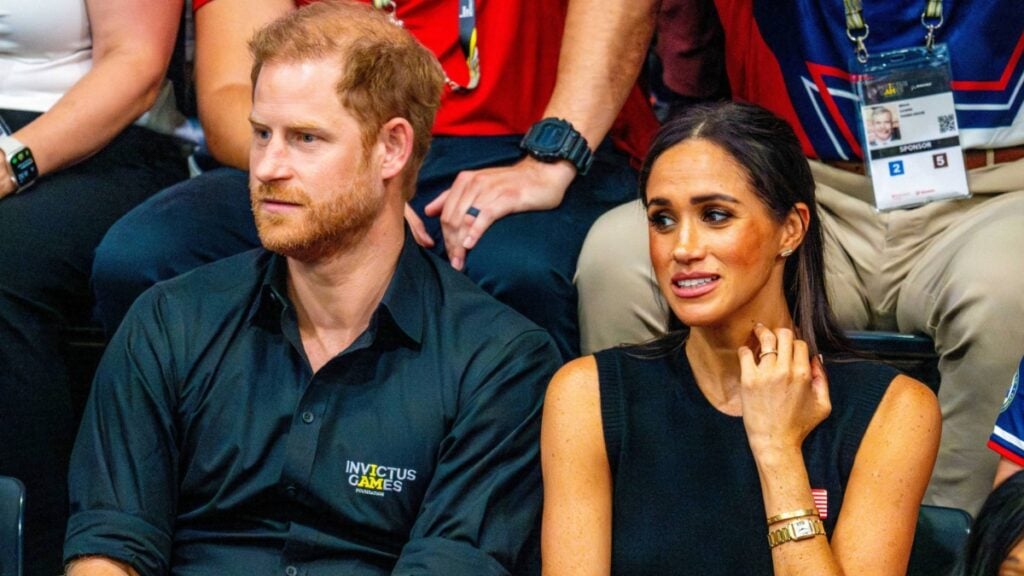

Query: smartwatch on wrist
0,135,38,193
519,117,594,175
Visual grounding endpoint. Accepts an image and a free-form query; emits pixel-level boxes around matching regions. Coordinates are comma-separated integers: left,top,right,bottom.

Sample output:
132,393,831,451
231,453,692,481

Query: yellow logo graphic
883,83,897,97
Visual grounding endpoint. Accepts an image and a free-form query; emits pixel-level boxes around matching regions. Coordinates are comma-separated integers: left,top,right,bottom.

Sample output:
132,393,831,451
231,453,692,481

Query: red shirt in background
194,0,657,163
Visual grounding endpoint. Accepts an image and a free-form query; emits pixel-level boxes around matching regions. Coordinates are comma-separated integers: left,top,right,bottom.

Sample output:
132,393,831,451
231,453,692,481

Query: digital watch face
530,120,568,153
9,146,37,188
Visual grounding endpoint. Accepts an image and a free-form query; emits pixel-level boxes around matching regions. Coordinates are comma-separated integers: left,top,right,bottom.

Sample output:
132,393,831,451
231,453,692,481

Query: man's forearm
542,0,660,147
66,556,139,576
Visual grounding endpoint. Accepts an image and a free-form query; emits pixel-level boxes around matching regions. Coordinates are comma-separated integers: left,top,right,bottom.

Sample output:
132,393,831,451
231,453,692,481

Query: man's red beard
250,169,383,262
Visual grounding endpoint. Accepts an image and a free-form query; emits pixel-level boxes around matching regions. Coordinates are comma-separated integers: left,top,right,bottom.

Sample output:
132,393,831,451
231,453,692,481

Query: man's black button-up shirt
64,238,561,576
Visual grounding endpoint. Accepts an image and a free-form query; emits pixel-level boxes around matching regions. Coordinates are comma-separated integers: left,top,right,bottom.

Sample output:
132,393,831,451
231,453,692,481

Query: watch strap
561,130,593,175
0,135,25,157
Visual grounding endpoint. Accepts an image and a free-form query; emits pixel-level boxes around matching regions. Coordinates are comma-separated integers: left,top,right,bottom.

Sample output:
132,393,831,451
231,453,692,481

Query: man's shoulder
124,249,269,331
152,248,269,300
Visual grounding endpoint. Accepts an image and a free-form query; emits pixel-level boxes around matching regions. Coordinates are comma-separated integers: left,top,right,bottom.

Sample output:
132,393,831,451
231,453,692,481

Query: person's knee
91,205,180,331
901,194,1024,333
468,235,574,305
576,200,669,353
575,200,648,292
91,175,216,331
93,214,164,289
93,168,256,332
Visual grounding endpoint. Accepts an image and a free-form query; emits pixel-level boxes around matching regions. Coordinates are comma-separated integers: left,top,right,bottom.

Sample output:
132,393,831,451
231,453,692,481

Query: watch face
791,519,815,538
10,146,37,188
528,120,569,154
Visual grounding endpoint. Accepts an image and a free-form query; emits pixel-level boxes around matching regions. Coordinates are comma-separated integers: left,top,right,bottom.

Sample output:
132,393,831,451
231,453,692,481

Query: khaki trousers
575,158,1024,514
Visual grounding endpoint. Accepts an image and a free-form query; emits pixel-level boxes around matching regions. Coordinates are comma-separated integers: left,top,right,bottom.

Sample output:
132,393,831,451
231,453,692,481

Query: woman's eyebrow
690,193,739,205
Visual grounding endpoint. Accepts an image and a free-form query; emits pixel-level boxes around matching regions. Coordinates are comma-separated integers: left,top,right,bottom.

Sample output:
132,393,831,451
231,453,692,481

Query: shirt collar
248,231,429,348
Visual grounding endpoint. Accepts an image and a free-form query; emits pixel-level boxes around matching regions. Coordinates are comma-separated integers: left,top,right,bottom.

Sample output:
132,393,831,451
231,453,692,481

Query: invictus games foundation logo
346,460,418,496
1001,368,1020,413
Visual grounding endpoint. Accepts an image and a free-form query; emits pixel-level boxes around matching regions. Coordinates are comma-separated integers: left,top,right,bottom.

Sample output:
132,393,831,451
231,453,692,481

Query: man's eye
254,128,271,141
299,133,318,143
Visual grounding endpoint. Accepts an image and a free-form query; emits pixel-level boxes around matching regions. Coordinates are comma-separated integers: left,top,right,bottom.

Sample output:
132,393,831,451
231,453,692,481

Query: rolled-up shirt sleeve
64,286,183,576
392,328,560,576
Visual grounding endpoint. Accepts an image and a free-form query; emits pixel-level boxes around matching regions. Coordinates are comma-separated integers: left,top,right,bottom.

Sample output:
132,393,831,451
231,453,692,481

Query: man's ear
780,202,811,254
377,118,414,181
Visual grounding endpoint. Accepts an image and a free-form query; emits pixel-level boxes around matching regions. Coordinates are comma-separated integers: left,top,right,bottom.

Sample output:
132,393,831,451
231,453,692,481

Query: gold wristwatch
767,517,825,548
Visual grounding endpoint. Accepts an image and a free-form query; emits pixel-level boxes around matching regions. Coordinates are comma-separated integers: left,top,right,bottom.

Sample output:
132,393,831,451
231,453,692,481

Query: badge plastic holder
851,44,970,211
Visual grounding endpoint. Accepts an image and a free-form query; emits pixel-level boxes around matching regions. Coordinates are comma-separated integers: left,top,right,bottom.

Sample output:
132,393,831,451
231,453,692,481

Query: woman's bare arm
830,374,941,574
740,325,940,575
0,0,182,198
541,356,614,576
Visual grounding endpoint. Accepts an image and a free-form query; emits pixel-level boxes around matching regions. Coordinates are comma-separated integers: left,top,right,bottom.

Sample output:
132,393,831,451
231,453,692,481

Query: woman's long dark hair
638,101,849,356
955,470,1024,576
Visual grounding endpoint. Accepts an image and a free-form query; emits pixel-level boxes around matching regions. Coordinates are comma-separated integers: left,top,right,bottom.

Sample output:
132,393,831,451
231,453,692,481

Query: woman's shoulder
551,354,599,388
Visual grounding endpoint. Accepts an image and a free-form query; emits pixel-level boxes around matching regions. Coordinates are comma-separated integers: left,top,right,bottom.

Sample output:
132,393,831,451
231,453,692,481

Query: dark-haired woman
541,102,940,575
956,470,1024,576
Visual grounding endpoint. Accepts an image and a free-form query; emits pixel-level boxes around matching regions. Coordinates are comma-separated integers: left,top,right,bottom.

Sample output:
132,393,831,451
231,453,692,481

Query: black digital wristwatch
0,136,38,193
519,118,594,175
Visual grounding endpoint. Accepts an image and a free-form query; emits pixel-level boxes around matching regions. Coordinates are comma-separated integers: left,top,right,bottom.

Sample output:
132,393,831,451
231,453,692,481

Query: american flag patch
812,489,828,519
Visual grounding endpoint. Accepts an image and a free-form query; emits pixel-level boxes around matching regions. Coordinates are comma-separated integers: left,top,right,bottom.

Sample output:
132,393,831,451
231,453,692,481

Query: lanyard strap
453,0,480,91
372,0,480,92
921,0,944,50
844,0,945,63
844,0,870,63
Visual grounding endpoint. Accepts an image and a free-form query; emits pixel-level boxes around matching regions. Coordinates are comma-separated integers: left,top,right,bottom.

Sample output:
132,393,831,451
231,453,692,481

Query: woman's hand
737,323,830,461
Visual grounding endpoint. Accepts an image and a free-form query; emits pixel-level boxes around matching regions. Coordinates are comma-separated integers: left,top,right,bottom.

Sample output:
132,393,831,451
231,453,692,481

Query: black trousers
0,109,187,576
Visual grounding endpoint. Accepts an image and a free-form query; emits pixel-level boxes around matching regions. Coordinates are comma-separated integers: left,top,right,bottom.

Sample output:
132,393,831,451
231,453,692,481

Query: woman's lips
670,273,720,298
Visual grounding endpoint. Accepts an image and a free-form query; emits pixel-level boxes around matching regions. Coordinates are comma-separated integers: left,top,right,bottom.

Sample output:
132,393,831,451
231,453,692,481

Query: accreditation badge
852,44,970,211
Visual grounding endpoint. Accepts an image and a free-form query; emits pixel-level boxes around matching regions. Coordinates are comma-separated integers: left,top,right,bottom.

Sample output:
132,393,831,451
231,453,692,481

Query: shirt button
301,411,315,424
285,484,297,497
285,566,298,576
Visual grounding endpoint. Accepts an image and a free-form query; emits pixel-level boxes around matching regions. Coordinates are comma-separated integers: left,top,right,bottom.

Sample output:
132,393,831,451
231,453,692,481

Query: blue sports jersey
989,356,1024,466
714,0,1024,160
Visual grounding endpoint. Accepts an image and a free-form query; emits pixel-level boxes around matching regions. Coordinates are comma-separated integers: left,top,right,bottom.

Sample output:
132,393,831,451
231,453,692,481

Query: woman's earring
779,248,794,258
